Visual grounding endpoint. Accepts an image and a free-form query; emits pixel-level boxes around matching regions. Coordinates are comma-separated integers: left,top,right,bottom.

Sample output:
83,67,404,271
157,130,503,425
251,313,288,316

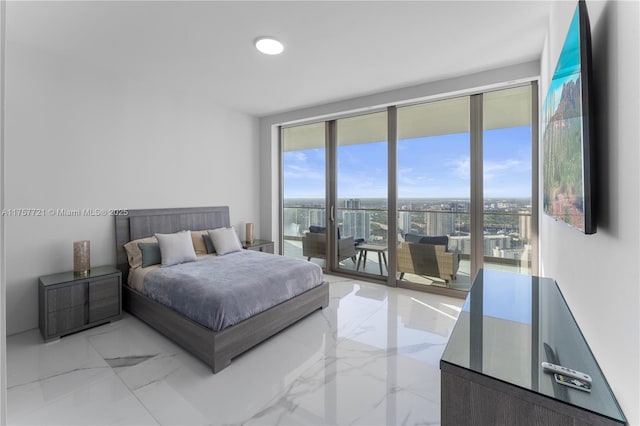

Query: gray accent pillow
419,235,449,247
404,233,423,243
207,227,243,255
404,234,449,249
155,230,197,266
138,242,161,268
202,234,216,254
310,225,340,239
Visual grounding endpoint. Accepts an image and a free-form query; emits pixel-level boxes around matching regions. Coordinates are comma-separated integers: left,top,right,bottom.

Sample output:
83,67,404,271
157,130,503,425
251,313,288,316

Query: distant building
343,210,370,240
493,245,532,262
345,198,361,209
519,212,531,240
283,208,301,237
449,235,471,254
341,198,370,240
309,209,326,228
424,205,455,236
448,234,512,256
283,206,325,236
399,210,411,235
484,234,511,254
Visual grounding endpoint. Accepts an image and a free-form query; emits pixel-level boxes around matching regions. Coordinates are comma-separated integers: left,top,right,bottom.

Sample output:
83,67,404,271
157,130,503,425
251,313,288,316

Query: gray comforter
141,250,324,331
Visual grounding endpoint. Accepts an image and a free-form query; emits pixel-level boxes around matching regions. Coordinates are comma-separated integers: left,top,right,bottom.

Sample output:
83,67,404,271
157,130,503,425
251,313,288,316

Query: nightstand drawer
47,305,86,336
47,283,86,312
89,276,119,302
89,276,120,322
89,298,120,323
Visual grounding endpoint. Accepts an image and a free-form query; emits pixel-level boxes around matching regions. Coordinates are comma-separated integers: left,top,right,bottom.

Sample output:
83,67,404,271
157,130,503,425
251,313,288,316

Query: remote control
542,362,592,383
554,374,592,392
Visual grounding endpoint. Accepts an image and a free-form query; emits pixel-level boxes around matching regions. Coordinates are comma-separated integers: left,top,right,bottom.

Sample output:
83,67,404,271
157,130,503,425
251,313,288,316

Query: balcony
283,205,532,293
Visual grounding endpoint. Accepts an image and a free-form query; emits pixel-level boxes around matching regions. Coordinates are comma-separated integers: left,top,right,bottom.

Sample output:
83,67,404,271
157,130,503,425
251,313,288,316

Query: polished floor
6,275,463,425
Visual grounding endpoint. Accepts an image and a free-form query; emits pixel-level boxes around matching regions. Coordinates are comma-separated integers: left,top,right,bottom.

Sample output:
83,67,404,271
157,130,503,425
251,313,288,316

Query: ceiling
6,1,553,117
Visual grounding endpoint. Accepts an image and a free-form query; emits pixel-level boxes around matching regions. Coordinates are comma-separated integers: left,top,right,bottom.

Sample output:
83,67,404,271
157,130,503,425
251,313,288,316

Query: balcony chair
397,234,459,284
302,228,357,264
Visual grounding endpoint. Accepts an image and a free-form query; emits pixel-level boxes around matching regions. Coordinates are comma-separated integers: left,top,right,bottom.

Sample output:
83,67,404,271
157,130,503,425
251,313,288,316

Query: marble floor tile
6,330,157,425
10,372,159,425
6,275,463,425
128,332,325,425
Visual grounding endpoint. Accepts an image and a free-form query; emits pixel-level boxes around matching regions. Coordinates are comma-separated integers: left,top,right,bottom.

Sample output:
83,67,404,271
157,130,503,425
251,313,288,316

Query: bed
115,206,329,373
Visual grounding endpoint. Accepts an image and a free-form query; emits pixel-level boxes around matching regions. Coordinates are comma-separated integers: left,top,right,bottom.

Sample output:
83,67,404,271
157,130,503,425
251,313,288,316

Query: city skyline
283,202,532,261
284,196,533,209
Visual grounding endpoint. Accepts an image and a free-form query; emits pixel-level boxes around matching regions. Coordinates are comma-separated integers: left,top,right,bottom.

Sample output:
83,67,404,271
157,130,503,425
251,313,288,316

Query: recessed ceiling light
255,37,284,55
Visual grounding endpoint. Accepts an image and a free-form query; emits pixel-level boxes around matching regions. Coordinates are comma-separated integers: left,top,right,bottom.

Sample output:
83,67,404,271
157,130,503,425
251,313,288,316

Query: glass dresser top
40,265,120,287
441,269,626,423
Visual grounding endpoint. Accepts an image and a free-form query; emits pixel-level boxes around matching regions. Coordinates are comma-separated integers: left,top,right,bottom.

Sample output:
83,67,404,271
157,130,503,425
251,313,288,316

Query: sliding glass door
482,85,535,275
335,111,388,276
281,123,327,265
396,97,471,290
280,83,537,294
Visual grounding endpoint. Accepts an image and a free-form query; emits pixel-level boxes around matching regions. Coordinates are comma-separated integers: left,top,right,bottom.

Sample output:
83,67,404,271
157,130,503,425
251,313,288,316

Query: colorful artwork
542,2,594,233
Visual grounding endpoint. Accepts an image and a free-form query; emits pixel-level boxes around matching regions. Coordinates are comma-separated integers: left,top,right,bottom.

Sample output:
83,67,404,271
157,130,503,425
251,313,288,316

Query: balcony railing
283,205,532,269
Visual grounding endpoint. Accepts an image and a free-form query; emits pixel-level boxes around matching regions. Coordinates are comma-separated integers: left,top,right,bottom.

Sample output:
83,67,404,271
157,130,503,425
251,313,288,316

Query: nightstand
39,265,122,342
243,239,275,254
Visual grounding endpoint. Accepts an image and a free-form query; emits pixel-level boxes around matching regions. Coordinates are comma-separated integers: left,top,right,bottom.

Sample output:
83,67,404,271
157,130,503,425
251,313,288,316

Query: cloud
284,164,325,181
484,159,529,181
447,156,530,182
450,157,470,179
287,165,309,173
398,167,427,186
292,152,308,162
284,171,325,181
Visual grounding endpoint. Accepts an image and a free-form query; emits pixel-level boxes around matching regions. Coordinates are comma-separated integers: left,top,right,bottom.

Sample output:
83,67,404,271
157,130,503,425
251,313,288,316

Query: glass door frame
471,83,540,280
279,81,539,295
329,112,395,282
325,120,338,272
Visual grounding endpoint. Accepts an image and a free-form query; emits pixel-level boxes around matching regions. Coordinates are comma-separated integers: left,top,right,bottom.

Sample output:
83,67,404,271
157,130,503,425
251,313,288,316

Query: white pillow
155,230,197,266
207,227,243,255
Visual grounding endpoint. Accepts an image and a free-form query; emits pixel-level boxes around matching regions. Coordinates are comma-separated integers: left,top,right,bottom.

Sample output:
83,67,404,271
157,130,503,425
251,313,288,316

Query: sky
283,126,532,200
543,4,581,121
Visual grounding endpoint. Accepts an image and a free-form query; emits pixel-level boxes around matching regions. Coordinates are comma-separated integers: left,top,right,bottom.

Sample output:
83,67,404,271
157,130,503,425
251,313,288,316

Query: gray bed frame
115,206,329,373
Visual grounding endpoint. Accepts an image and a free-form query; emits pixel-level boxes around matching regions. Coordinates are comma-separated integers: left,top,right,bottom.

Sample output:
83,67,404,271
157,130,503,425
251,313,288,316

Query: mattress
137,250,324,331
128,253,216,291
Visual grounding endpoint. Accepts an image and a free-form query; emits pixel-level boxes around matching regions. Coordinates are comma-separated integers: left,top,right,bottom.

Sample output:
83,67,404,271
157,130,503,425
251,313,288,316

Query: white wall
539,1,640,423
4,41,260,335
1,0,7,422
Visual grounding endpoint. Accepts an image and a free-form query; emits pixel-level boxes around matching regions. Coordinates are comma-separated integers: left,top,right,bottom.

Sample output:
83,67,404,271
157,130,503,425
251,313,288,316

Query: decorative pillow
419,235,449,247
190,230,208,255
404,234,449,248
309,225,341,239
207,227,242,255
404,233,422,243
155,231,197,267
203,234,216,254
124,236,158,269
138,242,161,268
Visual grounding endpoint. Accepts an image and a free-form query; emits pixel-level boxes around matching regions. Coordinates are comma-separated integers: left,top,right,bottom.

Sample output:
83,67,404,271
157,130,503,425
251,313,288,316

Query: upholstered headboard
114,206,230,283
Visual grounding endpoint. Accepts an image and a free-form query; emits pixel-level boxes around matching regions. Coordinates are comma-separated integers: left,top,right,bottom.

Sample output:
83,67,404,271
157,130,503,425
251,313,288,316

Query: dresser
440,269,626,425
39,265,122,342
